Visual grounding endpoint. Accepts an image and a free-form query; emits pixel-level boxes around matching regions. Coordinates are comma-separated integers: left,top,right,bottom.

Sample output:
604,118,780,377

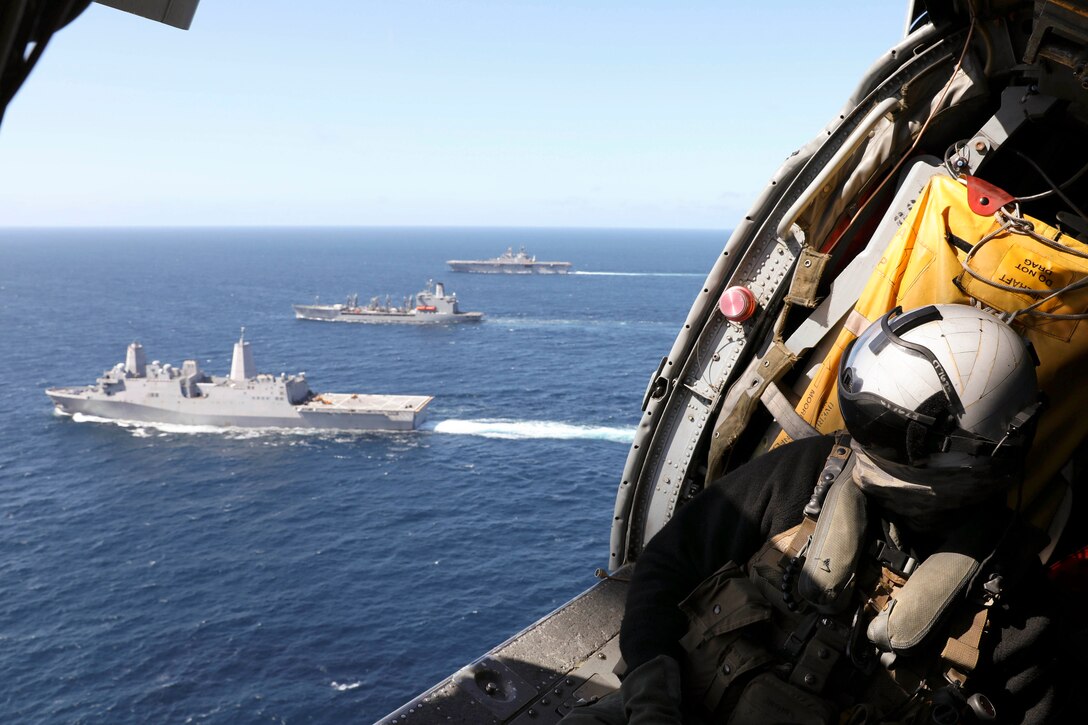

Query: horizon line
0,223,731,233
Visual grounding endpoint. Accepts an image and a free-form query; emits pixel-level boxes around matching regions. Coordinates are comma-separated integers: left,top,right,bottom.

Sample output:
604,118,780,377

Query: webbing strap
784,246,832,309
784,517,817,559
843,308,870,337
940,606,989,684
706,340,798,483
760,382,820,442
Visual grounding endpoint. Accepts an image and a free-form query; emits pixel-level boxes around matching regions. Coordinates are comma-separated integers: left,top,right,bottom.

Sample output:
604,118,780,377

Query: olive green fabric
559,654,684,725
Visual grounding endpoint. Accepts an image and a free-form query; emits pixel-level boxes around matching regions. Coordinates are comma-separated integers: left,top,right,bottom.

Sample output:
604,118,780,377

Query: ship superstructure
447,246,572,274
46,331,431,431
292,280,483,324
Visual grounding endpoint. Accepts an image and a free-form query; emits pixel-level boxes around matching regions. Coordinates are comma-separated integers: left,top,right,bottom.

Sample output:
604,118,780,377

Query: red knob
718,286,757,322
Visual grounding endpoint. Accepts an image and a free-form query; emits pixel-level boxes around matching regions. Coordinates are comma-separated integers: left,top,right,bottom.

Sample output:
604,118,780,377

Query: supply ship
447,246,572,274
10,2,1088,724
45,331,432,431
292,280,483,324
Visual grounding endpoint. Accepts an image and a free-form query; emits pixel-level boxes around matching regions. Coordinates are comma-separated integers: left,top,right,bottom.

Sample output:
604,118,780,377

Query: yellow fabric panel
773,174,1088,514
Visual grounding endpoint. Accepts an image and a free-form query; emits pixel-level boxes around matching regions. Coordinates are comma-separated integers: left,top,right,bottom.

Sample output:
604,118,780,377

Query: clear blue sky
0,1,906,229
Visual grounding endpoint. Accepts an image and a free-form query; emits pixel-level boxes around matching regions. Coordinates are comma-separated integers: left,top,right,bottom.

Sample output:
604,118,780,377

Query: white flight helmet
837,304,1042,485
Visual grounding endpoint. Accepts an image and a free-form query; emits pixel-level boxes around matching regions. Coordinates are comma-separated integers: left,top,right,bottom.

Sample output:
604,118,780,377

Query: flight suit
562,436,1061,723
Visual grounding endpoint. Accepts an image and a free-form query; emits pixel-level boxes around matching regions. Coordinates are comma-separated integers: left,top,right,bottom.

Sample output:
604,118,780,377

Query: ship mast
125,342,147,377
230,327,256,381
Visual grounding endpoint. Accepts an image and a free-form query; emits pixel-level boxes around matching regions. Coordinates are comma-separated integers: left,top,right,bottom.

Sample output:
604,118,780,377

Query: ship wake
69,412,278,438
426,418,634,443
572,271,703,277
65,412,405,440
62,412,634,444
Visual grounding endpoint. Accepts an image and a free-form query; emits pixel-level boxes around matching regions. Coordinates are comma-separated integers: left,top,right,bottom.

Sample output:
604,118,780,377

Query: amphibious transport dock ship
447,246,572,274
45,332,432,431
292,280,482,324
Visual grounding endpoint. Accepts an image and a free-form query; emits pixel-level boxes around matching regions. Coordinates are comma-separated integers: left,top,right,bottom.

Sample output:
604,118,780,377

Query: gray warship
292,280,483,324
447,246,572,274
45,331,432,431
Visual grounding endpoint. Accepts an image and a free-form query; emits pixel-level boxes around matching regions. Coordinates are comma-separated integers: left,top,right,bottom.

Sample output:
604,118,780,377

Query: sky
0,1,907,229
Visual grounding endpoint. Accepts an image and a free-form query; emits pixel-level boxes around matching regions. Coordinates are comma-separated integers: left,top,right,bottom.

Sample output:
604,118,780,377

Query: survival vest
677,438,1000,724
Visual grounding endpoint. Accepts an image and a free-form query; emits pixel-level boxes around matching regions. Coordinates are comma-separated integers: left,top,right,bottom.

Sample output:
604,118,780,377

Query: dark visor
838,358,939,465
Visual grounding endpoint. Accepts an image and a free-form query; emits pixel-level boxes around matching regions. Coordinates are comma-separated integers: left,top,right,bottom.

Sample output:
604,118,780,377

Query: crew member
563,304,1063,724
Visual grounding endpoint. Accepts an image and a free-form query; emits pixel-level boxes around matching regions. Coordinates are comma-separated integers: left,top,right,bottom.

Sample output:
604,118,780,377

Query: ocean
0,227,723,723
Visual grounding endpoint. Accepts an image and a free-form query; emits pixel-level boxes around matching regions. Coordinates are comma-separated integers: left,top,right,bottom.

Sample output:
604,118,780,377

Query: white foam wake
573,271,703,277
66,413,371,440
70,412,262,437
64,412,634,444
426,419,634,443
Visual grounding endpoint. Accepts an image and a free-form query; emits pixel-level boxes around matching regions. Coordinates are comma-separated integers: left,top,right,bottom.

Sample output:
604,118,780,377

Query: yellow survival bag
774,174,1088,519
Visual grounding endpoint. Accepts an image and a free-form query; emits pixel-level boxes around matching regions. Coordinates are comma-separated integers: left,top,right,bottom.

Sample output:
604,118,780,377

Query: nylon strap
760,382,820,443
941,605,989,684
784,246,832,308
843,308,870,337
868,567,907,614
785,517,817,559
706,339,798,483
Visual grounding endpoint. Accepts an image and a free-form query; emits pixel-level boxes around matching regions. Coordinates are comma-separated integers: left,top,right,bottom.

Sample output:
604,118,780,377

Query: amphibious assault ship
9,2,1088,724
447,246,572,274
292,280,483,324
45,331,432,431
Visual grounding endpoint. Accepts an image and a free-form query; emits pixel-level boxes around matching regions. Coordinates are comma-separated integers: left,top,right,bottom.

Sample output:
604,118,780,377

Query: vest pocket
677,561,776,711
725,671,836,725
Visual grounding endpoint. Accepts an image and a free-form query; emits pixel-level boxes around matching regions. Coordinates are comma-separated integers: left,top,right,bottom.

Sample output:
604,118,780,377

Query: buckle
870,540,917,577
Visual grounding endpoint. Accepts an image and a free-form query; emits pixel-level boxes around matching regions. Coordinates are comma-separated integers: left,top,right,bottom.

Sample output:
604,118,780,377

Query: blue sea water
0,227,723,723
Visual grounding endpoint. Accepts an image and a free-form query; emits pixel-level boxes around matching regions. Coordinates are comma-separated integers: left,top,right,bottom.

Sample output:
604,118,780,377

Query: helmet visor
839,337,1026,469
838,381,937,466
